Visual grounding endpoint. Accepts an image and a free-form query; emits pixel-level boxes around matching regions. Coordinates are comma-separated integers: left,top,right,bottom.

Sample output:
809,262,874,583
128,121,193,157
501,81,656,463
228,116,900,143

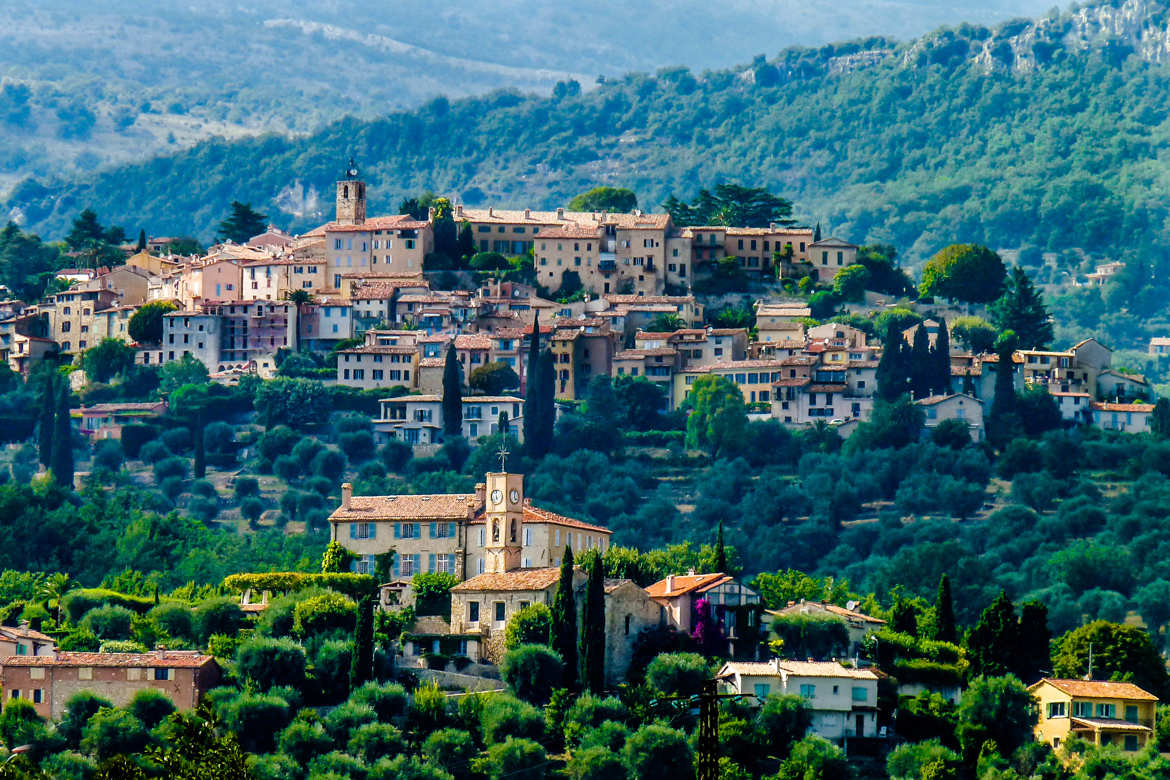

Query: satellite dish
846,600,859,612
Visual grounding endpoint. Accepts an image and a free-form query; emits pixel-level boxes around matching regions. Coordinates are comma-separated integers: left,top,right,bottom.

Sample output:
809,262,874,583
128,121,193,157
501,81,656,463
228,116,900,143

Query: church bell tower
484,471,524,573
336,157,366,226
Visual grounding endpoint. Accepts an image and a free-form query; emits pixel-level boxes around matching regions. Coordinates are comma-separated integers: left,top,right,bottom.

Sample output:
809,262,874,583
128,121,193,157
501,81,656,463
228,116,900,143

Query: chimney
341,482,353,509
455,204,463,218
556,207,565,219
475,482,486,508
427,206,435,221
489,206,495,218
524,208,531,219
665,574,674,593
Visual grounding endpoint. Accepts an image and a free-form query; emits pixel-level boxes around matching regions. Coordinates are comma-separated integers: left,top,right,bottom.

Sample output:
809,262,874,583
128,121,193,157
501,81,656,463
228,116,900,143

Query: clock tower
336,157,366,226
484,471,524,573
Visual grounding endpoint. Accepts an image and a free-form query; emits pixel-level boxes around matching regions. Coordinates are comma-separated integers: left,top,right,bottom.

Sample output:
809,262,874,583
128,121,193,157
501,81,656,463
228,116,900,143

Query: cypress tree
910,323,932,399
136,229,147,252
37,374,55,468
550,546,578,690
50,382,74,487
1153,398,1170,439
876,323,908,401
523,312,542,453
350,594,375,690
935,574,956,644
192,410,206,479
442,343,463,437
579,556,606,693
814,222,822,242
498,411,510,437
714,521,728,572
933,316,953,396
991,331,1019,420
537,348,556,456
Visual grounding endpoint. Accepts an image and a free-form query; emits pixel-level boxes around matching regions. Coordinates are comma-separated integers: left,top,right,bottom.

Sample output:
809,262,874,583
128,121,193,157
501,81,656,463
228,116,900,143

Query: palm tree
36,572,72,626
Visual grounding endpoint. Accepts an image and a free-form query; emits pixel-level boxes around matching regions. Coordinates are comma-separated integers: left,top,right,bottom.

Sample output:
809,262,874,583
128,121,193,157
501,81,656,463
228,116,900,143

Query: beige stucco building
1029,678,1157,754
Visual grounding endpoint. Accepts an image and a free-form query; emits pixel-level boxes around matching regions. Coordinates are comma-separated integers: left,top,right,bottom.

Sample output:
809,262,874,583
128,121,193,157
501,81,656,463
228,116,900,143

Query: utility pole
697,679,720,780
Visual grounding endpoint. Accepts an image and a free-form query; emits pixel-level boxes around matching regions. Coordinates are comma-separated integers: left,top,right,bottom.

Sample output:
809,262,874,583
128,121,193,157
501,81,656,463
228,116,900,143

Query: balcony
599,259,617,272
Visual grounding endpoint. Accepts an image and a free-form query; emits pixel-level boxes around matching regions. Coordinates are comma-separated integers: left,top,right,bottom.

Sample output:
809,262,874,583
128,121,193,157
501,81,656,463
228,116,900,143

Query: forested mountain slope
9,0,1170,267
0,0,1048,187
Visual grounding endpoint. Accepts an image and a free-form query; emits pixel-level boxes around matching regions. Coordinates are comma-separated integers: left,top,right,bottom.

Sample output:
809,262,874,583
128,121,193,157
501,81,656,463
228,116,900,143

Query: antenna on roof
1086,642,1093,680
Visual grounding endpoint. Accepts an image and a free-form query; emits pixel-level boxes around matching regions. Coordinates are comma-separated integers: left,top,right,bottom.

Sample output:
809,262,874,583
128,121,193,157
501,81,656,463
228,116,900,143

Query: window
32,689,42,704
754,683,771,699
1047,701,1067,718
852,687,868,702
524,528,533,546
469,602,480,623
799,684,815,699
1072,701,1093,717
1096,703,1116,718
155,668,171,681
494,602,506,622
1124,735,1139,751
1126,705,1139,722
8,690,17,700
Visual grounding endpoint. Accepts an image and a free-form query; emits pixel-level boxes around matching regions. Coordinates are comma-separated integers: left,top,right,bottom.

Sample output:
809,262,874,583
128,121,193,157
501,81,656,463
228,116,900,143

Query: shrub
313,639,355,703
58,692,113,748
323,701,377,745
0,698,45,752
234,476,260,500
249,753,301,780
194,597,245,642
278,720,333,765
161,427,191,453
563,694,628,747
307,751,368,779
80,707,148,760
148,602,195,642
623,724,693,780
154,455,189,482
273,454,301,481
293,592,357,637
159,476,185,502
241,497,265,523
481,695,545,745
190,479,217,498
259,425,298,462
138,440,171,465
340,431,376,462
40,752,96,780
347,722,406,763
476,737,547,780
567,746,625,780
423,728,475,780
236,637,308,691
505,604,553,650
350,681,409,723
221,692,291,754
61,589,151,623
646,652,710,697
380,440,413,472
408,681,449,734
501,645,564,705
127,688,176,729
188,496,219,522
98,640,147,653
80,605,135,639
369,755,454,780
312,448,347,482
292,438,325,468
92,439,123,472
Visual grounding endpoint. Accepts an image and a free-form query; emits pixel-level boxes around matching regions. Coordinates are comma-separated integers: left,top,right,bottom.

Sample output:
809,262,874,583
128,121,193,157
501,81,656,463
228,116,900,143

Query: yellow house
1028,678,1157,753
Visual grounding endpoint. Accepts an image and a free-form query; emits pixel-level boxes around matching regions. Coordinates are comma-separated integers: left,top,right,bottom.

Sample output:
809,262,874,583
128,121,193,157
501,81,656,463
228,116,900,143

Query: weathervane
496,444,510,472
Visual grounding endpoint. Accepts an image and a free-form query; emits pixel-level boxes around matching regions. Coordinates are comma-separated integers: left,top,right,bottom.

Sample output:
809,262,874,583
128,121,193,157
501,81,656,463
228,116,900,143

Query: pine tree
935,574,956,644
50,382,74,487
550,546,578,690
910,323,932,399
876,323,908,401
136,229,147,252
37,374,55,468
579,556,606,693
217,201,267,244
442,343,463,437
523,312,542,453
989,267,1054,349
1015,600,1050,684
715,521,728,572
965,591,1016,677
537,348,556,456
350,594,375,690
933,316,953,396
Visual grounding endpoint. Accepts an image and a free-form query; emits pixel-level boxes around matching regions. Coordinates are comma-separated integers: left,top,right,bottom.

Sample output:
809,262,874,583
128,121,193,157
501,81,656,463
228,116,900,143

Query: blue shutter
413,554,421,572
430,522,437,538
449,553,457,571
449,522,456,537
369,524,376,539
392,556,400,576
349,523,357,539
429,554,436,572
394,524,401,539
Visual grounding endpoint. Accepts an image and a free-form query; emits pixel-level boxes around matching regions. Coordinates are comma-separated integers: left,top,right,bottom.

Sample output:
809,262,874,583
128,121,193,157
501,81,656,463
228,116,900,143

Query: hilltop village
0,168,1165,779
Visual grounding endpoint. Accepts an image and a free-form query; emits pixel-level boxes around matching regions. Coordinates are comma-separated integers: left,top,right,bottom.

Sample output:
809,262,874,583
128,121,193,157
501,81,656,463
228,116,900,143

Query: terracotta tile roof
708,359,787,371
646,573,731,599
470,503,612,535
770,601,886,625
775,661,880,679
915,394,981,407
1092,402,1154,413
603,294,694,305
808,384,848,393
1,651,214,668
339,346,417,355
1050,391,1092,398
456,207,671,231
454,334,492,350
330,494,478,522
451,567,563,593
1033,678,1158,701
0,626,55,643
319,215,429,234
418,358,444,368
615,348,678,359
772,378,811,388
537,225,603,239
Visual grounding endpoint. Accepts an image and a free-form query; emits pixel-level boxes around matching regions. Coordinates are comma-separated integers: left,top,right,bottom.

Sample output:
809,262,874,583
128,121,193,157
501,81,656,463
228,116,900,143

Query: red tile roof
645,573,731,599
451,568,564,593
330,494,478,522
1033,678,1158,701
470,503,612,535
1,651,214,668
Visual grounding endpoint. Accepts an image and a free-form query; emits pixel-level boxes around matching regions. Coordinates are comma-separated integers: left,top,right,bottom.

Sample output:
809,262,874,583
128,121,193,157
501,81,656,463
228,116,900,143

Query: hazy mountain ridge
0,0,1054,188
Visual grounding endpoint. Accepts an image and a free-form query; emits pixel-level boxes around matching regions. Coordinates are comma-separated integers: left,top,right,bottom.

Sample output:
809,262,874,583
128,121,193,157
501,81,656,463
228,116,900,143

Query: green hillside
11,0,1170,269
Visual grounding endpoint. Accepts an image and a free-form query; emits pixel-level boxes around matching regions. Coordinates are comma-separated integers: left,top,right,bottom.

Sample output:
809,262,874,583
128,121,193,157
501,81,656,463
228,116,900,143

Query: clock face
491,490,503,505
509,489,520,504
